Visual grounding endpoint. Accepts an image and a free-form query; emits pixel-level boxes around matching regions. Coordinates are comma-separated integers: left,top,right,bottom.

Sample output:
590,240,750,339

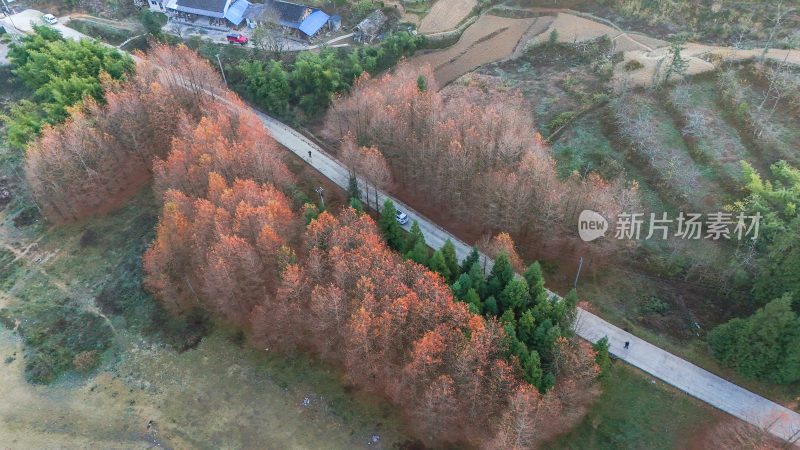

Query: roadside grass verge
66,18,137,46
574,268,800,406
550,362,717,449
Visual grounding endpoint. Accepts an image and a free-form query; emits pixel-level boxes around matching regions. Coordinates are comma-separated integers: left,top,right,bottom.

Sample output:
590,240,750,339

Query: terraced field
418,0,476,33
410,14,536,86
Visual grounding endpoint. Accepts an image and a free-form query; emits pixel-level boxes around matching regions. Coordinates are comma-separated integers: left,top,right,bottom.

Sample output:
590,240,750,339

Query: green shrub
548,29,558,46
624,59,644,72
548,111,577,133
140,10,168,36
351,0,380,24
593,57,614,80
642,296,669,315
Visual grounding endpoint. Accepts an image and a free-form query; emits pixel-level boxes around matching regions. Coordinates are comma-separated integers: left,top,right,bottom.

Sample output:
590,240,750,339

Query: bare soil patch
409,14,535,86
418,0,477,34
533,12,620,45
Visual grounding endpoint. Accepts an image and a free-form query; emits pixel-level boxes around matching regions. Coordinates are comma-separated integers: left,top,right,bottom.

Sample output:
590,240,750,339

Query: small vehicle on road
226,33,248,45
395,210,409,225
42,14,58,25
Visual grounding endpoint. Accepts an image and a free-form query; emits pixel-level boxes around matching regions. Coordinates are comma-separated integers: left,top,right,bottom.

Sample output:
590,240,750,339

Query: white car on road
42,14,58,25
395,210,409,225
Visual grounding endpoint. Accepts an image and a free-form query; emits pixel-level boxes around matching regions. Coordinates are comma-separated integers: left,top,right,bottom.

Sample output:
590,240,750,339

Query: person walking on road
308,150,312,160
624,341,630,350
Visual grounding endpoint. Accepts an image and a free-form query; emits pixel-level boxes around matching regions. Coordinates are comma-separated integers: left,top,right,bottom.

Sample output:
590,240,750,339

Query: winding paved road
256,111,800,444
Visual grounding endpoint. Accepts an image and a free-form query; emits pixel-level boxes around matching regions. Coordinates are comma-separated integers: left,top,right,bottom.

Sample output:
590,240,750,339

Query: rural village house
164,0,339,38
244,0,340,39
164,0,251,26
354,9,387,43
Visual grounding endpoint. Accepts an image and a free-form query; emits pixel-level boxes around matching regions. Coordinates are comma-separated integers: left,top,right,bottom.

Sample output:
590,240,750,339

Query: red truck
226,33,248,45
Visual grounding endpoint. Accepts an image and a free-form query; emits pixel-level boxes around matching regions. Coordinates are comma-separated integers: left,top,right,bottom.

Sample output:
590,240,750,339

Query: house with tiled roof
243,0,338,39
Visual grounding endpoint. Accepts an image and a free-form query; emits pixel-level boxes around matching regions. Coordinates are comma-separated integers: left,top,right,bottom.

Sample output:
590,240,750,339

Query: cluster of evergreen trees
232,32,424,119
377,199,579,391
4,26,134,152
707,161,800,384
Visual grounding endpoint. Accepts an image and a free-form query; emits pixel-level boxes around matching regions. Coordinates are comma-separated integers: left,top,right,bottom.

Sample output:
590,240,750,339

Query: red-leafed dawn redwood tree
251,209,597,448
143,176,297,323
323,63,641,260
153,101,293,198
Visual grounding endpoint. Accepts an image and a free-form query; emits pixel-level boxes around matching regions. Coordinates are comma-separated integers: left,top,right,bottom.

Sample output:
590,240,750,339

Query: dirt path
616,44,800,87
418,0,477,34
510,15,554,59
518,11,800,87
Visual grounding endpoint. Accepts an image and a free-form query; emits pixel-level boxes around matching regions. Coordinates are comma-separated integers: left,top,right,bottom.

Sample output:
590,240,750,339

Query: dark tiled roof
176,0,228,13
263,0,312,25
243,3,265,19
356,9,387,35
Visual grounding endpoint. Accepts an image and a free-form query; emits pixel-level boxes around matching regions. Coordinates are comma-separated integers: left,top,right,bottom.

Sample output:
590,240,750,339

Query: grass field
551,362,718,449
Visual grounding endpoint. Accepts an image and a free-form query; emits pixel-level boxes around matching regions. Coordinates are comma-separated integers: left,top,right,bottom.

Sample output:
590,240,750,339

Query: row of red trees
25,42,601,447
324,64,641,253
251,208,600,447
146,192,600,447
138,65,600,445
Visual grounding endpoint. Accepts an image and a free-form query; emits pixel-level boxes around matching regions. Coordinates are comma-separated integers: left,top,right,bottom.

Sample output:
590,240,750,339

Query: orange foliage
143,176,297,324
487,232,525,273
153,102,292,199
324,63,641,250
247,208,529,447
703,418,786,450
488,384,562,450
25,43,240,222
130,49,600,450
